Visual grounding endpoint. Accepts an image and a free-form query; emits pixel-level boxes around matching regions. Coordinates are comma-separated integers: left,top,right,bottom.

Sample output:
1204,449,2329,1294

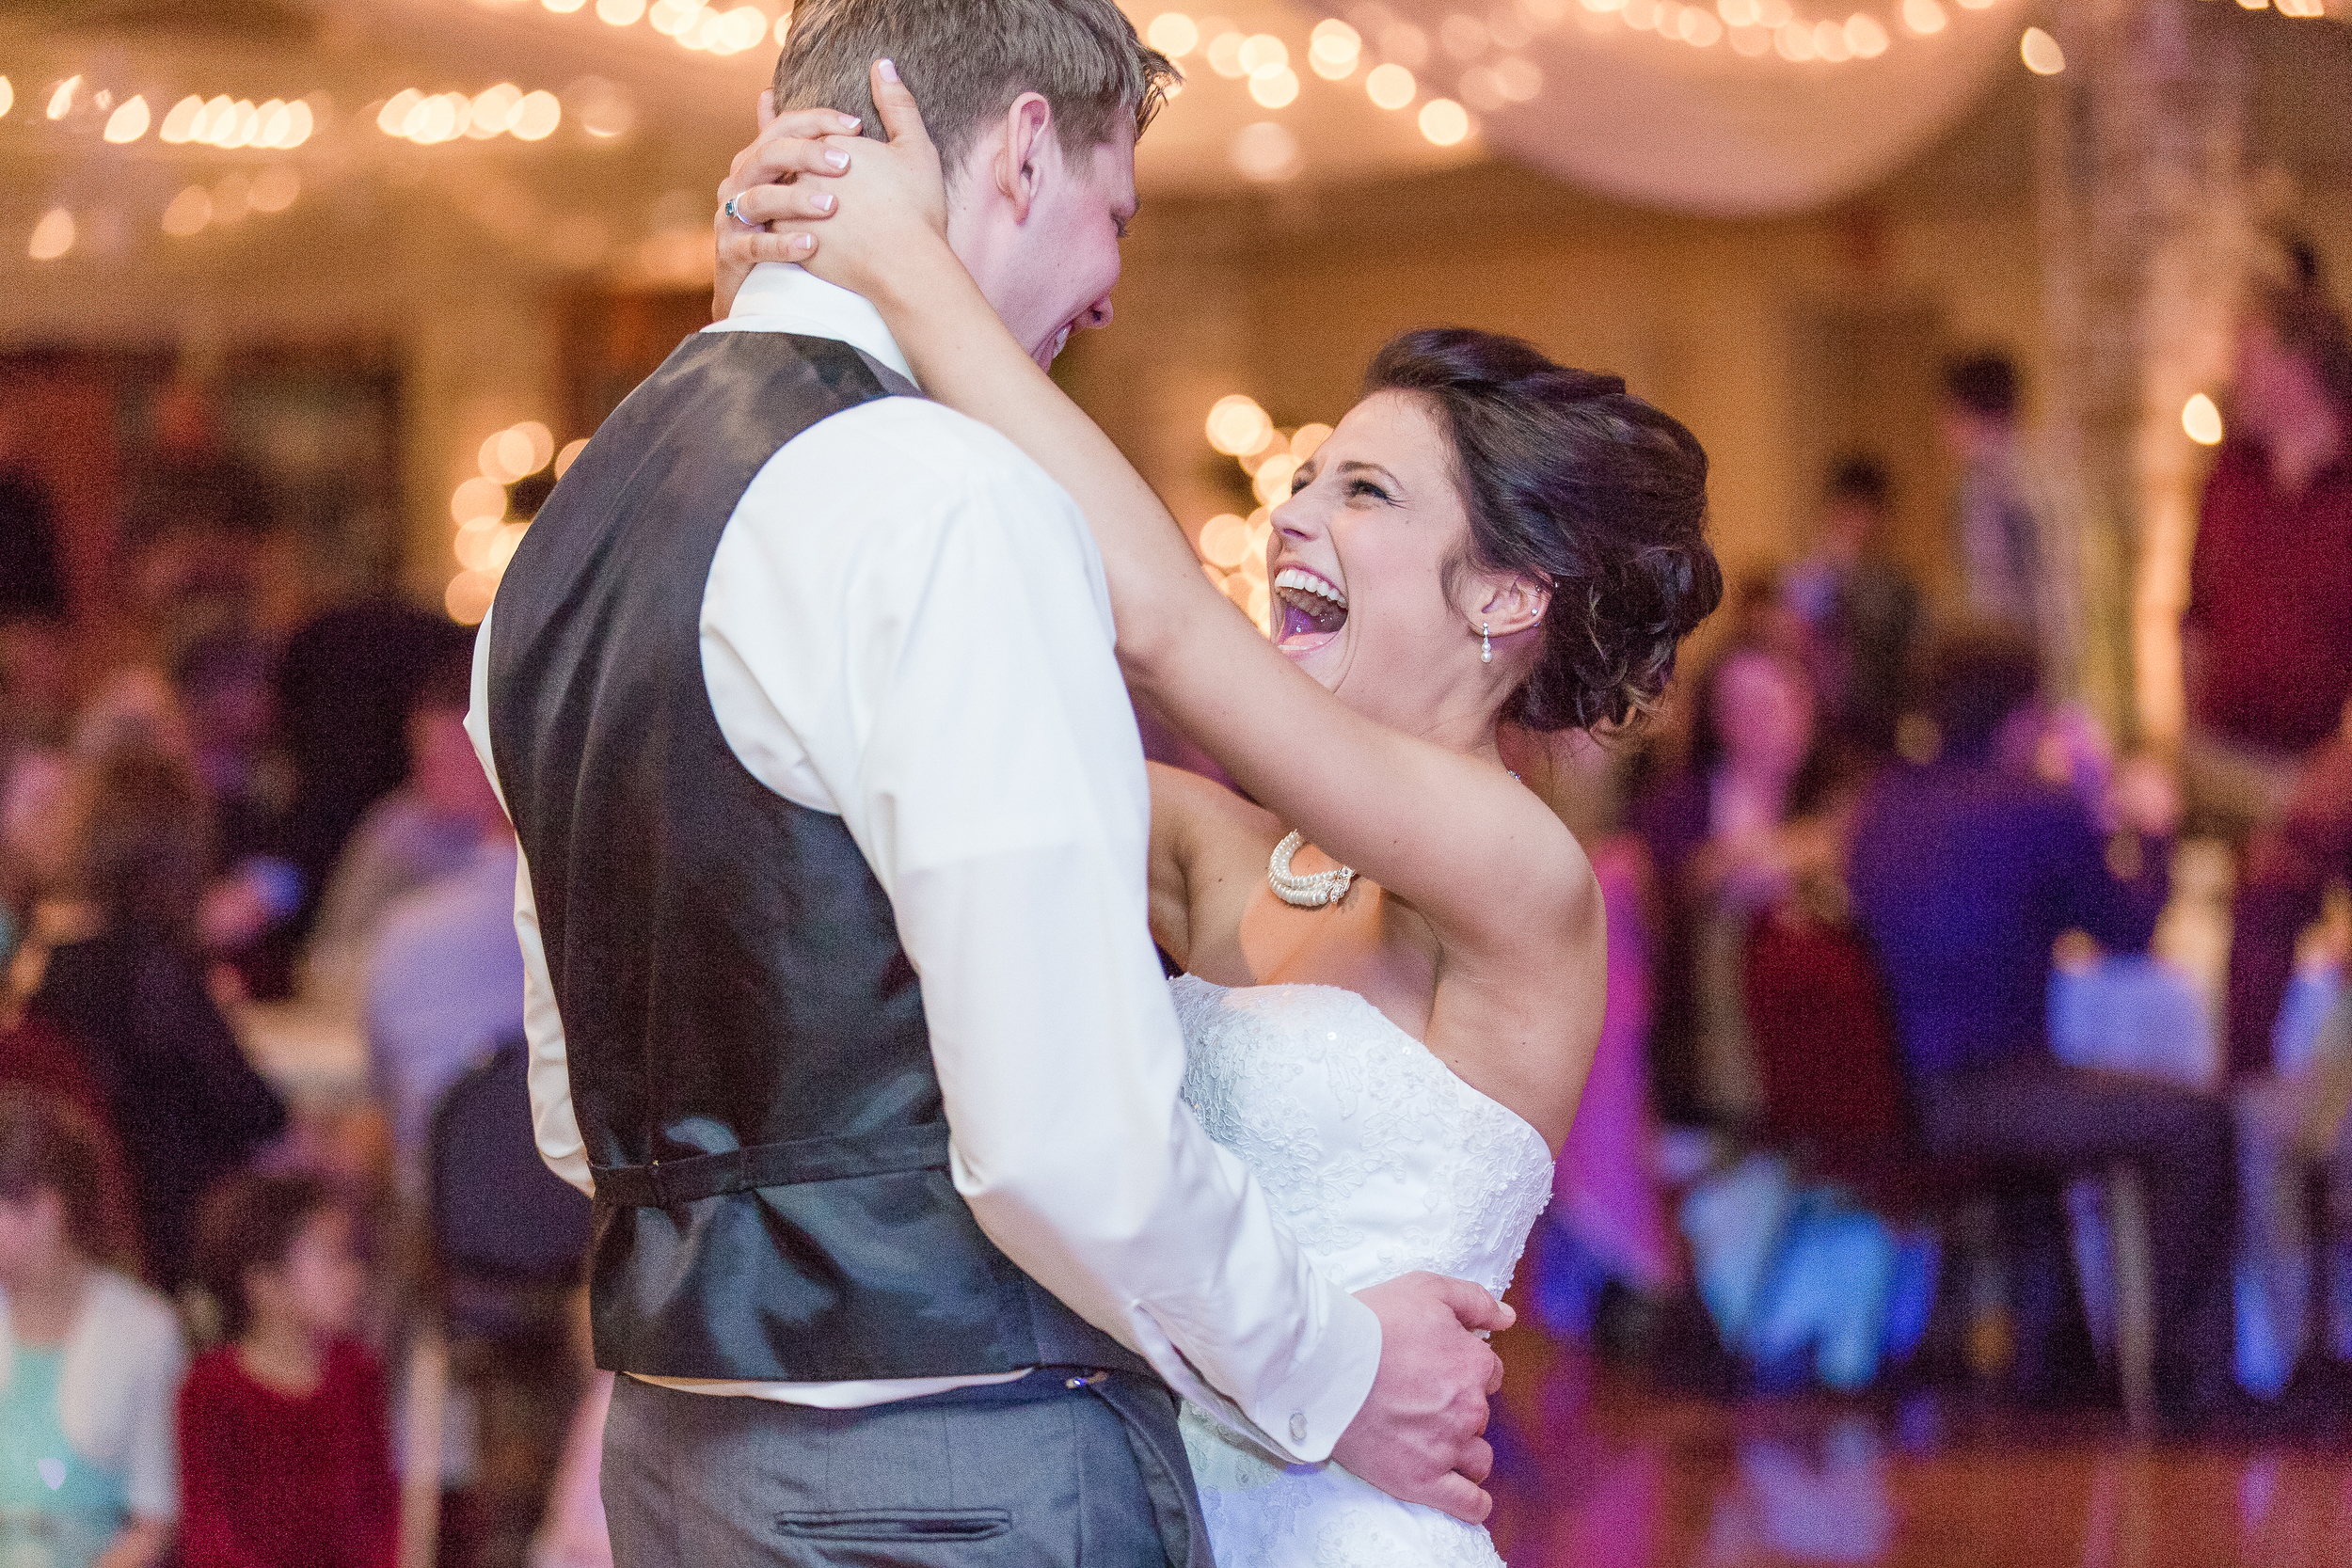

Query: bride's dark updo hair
1365,328,1723,733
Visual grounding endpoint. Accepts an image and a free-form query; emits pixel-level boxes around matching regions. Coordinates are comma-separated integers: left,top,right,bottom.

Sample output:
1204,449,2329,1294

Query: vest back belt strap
592,1121,953,1208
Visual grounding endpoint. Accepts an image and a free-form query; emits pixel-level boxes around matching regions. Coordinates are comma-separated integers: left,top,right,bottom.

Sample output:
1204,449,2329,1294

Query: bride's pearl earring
1480,621,1492,665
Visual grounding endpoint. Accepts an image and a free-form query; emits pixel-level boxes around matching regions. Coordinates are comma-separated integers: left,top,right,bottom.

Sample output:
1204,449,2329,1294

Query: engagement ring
723,195,757,229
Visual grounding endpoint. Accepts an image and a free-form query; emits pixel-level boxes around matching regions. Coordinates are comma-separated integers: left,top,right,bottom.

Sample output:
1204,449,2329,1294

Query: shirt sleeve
468,613,594,1196
120,1295,185,1521
704,416,1380,1463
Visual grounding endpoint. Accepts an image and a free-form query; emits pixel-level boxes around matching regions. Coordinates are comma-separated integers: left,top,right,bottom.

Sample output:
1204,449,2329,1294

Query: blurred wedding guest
0,615,74,748
1630,642,1843,1126
175,633,303,996
362,815,523,1204
275,604,469,985
2183,276,2352,1080
121,382,273,658
0,1089,183,1568
1782,456,1922,759
1848,629,2233,1428
0,742,69,965
175,634,290,890
181,1173,395,1568
1941,353,2053,646
0,408,69,624
304,650,506,1017
1535,837,1681,1336
19,745,286,1291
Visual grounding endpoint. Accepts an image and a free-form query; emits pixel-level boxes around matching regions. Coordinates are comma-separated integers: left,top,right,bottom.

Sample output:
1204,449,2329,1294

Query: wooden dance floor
1484,1325,2352,1568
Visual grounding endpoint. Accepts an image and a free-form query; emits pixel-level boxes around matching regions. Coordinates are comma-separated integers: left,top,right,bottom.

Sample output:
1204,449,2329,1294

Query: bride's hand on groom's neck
711,60,955,321
710,98,863,319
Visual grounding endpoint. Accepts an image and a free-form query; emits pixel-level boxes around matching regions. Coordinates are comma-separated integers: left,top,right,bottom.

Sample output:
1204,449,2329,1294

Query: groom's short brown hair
771,0,1175,170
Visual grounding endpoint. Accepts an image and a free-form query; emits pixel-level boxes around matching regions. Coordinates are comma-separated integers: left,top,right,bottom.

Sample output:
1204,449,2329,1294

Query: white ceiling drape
1376,0,2025,214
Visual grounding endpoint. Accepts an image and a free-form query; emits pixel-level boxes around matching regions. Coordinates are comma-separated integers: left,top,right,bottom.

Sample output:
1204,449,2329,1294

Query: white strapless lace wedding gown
1169,974,1556,1567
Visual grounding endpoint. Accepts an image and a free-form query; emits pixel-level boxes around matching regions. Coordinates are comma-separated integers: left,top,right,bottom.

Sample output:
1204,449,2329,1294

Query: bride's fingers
1421,1474,1494,1526
719,111,862,198
725,181,839,227
719,228,818,268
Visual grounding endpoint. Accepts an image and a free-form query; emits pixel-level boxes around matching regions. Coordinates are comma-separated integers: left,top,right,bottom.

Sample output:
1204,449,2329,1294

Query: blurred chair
401,1035,593,1568
1743,916,2158,1422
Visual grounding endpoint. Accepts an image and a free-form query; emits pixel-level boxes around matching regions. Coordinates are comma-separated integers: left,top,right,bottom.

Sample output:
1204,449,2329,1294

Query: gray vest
485,329,1149,1384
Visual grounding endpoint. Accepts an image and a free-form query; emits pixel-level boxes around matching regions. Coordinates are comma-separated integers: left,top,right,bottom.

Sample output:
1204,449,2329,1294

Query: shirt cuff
1126,1289,1382,1465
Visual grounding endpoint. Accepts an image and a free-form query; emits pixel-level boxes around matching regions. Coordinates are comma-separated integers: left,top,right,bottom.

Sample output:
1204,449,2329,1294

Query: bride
710,71,1720,1565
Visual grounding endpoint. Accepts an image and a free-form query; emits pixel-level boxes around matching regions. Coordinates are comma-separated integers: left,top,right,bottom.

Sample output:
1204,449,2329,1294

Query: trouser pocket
775,1510,1012,1543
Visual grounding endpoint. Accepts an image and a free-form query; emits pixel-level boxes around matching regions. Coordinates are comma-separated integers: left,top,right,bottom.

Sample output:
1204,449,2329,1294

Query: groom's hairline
769,0,1174,168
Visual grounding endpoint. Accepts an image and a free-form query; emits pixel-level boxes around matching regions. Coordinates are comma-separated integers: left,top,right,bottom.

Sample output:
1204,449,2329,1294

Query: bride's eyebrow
1332,460,1404,498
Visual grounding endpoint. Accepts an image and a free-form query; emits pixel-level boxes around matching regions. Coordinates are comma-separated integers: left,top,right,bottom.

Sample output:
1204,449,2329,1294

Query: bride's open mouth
1273,565,1348,654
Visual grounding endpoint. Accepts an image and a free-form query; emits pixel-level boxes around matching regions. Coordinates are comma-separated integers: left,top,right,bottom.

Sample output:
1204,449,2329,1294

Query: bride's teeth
1274,568,1346,609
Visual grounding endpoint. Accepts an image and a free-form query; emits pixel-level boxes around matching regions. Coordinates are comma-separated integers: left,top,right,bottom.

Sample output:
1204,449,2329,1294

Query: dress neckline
1171,974,1550,1159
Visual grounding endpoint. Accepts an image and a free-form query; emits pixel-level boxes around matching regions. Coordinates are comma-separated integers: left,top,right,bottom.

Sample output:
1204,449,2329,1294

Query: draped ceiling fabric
1382,0,2026,214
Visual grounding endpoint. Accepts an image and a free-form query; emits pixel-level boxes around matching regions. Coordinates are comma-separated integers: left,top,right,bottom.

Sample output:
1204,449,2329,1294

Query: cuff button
1289,1412,1308,1443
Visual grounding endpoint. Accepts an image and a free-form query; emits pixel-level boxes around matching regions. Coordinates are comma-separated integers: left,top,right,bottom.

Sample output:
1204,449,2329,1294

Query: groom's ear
988,91,1055,223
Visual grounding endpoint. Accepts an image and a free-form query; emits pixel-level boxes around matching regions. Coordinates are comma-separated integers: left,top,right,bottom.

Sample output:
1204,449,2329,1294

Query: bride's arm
722,70,1591,959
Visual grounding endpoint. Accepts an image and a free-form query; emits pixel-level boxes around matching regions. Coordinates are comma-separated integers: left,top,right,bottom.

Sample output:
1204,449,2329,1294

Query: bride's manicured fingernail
789,234,813,256
877,57,898,83
813,193,836,214
823,148,850,170
838,114,861,129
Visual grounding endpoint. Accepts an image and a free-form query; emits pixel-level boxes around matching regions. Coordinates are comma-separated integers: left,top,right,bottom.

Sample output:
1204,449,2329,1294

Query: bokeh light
1230,120,1301,181
102,95,150,143
1200,514,1254,567
2182,393,2223,446
1255,452,1301,507
2021,26,2065,73
1309,19,1362,78
452,476,508,525
1148,12,1201,55
1206,394,1275,456
1248,67,1300,108
27,209,74,261
162,187,213,237
1365,62,1417,109
1419,98,1470,145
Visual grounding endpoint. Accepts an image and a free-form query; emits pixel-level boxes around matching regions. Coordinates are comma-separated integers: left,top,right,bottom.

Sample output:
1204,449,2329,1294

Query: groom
468,1,1508,1562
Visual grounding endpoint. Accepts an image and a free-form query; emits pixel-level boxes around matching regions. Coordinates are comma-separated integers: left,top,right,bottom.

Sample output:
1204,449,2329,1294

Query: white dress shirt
465,263,1380,1461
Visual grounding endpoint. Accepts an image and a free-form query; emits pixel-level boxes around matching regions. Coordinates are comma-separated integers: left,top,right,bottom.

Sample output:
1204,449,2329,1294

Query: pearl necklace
1267,831,1354,909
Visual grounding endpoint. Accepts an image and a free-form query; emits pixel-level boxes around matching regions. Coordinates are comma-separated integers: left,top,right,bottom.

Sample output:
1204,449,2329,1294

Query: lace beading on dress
1168,975,1556,1567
